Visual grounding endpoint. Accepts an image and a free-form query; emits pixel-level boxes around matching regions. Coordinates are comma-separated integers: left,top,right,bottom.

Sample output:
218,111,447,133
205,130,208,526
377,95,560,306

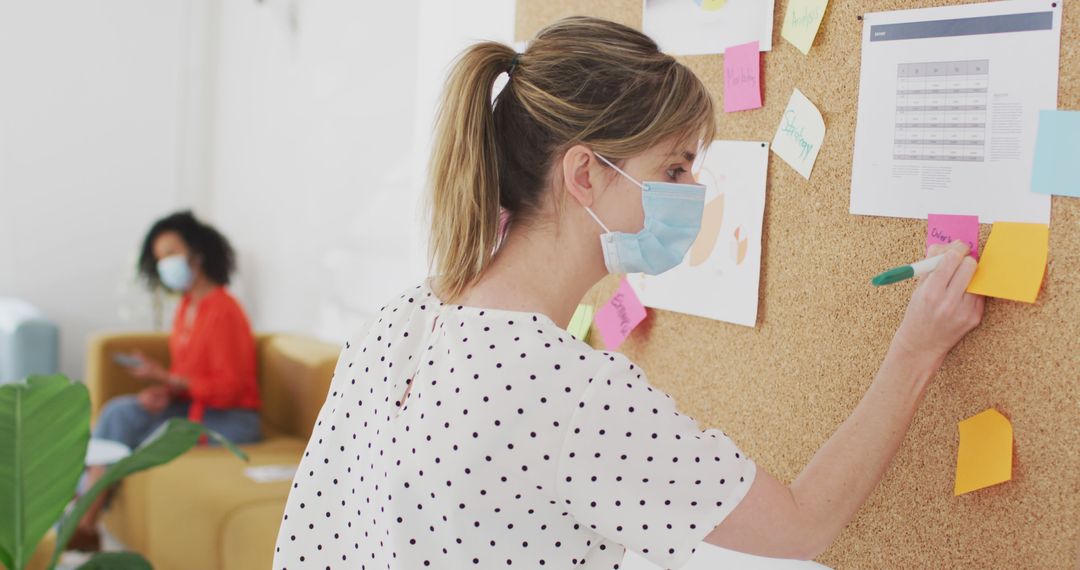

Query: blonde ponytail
428,42,516,302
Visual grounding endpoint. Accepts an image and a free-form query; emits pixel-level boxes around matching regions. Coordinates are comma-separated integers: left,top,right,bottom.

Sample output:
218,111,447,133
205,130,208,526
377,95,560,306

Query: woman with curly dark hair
72,211,262,551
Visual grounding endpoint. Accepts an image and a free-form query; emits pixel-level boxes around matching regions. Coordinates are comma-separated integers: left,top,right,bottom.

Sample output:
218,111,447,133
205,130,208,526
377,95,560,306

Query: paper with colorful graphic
966,222,1049,303
595,279,647,350
628,140,769,327
643,0,775,55
927,214,980,259
781,0,829,55
772,88,825,179
955,408,1013,495
724,41,763,113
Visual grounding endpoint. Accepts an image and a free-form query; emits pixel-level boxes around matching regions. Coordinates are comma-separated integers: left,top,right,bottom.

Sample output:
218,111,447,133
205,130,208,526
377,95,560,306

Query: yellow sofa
85,332,340,570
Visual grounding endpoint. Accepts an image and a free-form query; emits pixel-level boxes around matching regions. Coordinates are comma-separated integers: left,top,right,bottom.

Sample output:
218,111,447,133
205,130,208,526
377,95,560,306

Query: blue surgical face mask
157,254,194,292
584,153,706,275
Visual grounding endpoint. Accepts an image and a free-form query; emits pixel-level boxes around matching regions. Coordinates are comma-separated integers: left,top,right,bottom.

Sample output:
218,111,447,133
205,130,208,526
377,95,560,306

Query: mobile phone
112,353,144,368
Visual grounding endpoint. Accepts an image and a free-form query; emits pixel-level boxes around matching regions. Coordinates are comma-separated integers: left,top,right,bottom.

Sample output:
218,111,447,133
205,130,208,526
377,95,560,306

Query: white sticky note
771,88,825,179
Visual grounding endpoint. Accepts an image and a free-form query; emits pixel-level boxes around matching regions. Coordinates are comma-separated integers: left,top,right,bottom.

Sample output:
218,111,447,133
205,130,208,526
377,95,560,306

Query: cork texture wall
515,1,1079,567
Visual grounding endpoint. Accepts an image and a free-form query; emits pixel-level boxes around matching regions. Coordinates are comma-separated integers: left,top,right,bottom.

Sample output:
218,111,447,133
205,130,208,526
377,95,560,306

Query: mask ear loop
583,206,611,233
586,152,643,234
594,153,644,189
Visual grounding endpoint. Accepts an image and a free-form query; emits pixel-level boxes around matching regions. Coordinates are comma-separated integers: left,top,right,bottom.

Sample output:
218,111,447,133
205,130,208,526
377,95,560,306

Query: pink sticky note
927,214,980,259
723,41,762,113
595,278,647,350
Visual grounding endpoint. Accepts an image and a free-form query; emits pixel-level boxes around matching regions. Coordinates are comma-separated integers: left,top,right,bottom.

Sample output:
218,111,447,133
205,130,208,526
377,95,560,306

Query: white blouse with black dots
272,282,756,570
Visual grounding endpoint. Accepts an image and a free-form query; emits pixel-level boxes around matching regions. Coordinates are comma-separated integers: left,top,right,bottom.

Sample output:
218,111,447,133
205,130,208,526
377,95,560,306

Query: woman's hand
129,351,169,383
892,240,985,363
708,240,987,558
137,384,171,415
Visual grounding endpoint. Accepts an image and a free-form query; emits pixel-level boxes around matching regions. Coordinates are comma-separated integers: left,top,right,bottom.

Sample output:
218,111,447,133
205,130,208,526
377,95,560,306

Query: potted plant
0,375,247,570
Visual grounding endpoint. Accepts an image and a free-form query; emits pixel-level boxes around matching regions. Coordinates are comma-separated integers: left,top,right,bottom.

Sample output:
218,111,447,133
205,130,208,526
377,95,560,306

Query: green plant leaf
0,375,90,570
50,418,247,568
76,551,152,570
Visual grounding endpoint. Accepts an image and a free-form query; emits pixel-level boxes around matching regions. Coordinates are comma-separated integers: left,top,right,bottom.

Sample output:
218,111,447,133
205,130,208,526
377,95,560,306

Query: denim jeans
93,395,262,449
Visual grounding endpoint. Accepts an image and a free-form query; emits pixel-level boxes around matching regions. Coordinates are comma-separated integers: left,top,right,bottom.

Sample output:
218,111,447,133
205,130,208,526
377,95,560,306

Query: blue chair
0,298,59,383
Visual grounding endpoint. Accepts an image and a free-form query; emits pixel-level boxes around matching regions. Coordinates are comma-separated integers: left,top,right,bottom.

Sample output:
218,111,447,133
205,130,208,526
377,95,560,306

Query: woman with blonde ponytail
274,16,983,568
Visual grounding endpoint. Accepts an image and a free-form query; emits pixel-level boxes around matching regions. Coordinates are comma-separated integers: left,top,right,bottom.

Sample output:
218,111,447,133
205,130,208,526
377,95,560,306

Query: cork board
517,1,1079,568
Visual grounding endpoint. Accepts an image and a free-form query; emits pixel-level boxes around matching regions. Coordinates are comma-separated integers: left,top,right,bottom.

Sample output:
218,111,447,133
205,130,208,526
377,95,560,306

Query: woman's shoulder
341,281,648,382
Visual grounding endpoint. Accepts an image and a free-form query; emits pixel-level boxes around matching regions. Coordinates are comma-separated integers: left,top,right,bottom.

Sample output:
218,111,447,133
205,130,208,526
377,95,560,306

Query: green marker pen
871,253,947,287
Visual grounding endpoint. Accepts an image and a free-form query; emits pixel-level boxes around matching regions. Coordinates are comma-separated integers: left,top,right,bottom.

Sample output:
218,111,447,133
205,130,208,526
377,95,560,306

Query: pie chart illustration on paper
689,193,724,267
731,226,749,265
627,140,769,328
688,166,748,270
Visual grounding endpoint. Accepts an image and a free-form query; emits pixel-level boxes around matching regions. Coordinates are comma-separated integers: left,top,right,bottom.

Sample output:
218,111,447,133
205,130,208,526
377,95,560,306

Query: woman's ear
561,144,598,208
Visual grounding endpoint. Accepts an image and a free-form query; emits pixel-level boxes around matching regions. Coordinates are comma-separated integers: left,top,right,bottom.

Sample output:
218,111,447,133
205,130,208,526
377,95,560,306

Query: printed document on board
850,0,1061,224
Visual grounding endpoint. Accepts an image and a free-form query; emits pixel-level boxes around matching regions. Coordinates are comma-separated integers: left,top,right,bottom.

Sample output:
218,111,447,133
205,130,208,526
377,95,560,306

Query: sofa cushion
221,500,290,570
256,335,340,439
104,437,307,570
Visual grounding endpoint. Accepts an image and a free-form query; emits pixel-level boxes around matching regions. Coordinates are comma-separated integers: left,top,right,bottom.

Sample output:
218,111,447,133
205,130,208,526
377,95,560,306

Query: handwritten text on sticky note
927,214,980,260
724,41,762,113
966,222,1049,303
771,88,825,179
782,0,829,55
955,408,1013,495
595,278,647,350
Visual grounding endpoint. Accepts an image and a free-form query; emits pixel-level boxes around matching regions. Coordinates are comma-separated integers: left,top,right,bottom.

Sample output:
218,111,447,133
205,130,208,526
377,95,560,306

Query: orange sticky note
966,222,1049,303
955,408,1013,496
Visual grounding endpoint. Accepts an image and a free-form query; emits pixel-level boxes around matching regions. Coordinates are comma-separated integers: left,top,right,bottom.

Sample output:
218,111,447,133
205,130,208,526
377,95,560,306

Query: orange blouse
169,286,260,424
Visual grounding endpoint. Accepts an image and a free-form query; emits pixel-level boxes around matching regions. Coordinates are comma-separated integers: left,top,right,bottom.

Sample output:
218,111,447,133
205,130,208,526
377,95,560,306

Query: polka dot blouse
272,282,756,569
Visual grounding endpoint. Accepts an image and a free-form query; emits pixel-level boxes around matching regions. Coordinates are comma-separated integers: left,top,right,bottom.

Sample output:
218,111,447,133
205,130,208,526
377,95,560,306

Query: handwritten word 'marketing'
725,66,757,87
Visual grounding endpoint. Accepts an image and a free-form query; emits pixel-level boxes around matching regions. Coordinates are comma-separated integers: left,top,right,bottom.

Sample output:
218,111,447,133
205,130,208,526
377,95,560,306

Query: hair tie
507,53,522,76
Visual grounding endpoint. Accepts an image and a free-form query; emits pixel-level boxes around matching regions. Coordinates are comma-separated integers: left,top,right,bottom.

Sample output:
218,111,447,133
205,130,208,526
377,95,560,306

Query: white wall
409,0,518,267
207,0,424,342
0,0,518,378
0,0,194,379
205,0,516,343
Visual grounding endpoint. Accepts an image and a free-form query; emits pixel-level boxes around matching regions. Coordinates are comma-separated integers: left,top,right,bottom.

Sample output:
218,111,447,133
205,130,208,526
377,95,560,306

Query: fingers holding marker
949,239,971,255
872,239,976,289
925,240,968,290
948,255,979,299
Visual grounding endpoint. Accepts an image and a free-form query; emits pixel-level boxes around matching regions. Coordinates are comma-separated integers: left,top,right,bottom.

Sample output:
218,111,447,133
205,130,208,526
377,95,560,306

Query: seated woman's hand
129,351,169,383
137,384,171,415
893,240,985,363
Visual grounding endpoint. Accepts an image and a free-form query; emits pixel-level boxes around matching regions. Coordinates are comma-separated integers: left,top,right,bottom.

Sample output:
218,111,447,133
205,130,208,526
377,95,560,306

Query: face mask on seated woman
157,254,194,292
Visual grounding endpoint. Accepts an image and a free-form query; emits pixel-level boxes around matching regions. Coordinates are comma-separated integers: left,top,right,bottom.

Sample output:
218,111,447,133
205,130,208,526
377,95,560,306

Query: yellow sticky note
567,304,594,342
955,408,1013,496
966,222,1049,303
781,0,829,55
